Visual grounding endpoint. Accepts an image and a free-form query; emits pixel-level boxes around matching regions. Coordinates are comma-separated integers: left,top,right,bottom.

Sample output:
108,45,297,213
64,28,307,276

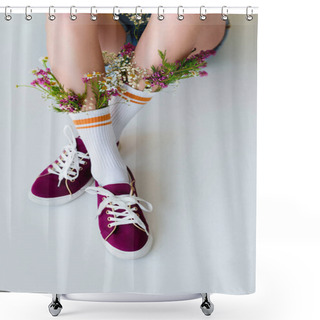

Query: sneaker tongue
75,137,88,154
103,183,131,195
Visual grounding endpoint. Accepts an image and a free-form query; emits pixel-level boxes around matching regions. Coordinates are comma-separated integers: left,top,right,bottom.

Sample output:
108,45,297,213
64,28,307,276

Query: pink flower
30,79,39,87
199,71,208,77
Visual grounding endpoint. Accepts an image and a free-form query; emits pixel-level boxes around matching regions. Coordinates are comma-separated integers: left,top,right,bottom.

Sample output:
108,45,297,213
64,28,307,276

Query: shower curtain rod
0,6,258,15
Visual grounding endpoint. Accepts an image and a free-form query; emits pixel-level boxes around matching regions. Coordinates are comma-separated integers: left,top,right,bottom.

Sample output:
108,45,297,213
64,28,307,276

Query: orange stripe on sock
72,114,111,126
76,121,112,130
119,94,146,105
117,86,152,102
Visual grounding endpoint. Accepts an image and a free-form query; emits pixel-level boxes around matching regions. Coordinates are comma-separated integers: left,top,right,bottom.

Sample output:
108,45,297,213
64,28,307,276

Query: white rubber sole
28,177,95,206
99,228,153,260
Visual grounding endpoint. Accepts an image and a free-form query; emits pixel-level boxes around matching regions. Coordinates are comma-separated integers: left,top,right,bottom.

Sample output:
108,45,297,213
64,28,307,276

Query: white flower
39,56,48,64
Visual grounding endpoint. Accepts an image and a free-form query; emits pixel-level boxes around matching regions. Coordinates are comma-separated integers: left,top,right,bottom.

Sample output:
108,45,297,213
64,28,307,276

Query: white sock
110,84,157,142
69,108,129,186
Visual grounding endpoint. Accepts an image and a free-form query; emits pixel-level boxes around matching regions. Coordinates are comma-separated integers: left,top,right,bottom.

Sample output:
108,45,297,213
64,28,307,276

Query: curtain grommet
221,6,228,21
135,6,142,20
25,6,32,21
158,6,165,21
200,6,207,21
177,6,184,21
48,6,56,21
70,6,77,21
113,6,120,21
246,6,253,21
4,6,12,21
90,6,97,21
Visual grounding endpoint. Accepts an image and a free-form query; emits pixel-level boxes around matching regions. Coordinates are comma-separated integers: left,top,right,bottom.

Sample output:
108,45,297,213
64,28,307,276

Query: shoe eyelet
83,161,87,165
107,224,112,228
79,167,83,171
107,217,111,221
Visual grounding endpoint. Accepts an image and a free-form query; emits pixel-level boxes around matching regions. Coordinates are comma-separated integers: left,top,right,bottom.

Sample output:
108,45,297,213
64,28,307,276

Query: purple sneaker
29,125,94,206
86,168,153,259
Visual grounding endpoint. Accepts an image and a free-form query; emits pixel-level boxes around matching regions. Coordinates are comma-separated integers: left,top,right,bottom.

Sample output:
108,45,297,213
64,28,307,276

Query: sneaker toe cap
31,175,68,198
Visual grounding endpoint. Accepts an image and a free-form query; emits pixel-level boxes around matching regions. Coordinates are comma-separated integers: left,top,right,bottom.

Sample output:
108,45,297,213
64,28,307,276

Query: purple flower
120,43,136,56
67,95,78,102
36,69,49,76
199,71,208,77
30,79,39,87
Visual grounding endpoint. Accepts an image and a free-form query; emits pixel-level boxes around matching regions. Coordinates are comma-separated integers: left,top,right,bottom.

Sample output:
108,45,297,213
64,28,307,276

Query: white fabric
0,14,257,295
48,125,90,187
110,84,157,142
85,185,153,233
69,108,129,186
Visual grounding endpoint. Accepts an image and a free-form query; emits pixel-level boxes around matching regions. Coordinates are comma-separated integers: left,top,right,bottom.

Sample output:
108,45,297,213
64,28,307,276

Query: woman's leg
110,14,227,142
97,14,127,53
33,15,151,258
45,14,126,111
133,14,226,90
45,14,129,185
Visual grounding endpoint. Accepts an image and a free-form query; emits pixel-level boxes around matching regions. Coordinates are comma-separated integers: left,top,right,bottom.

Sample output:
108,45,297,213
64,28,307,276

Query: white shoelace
48,125,90,187
85,186,153,235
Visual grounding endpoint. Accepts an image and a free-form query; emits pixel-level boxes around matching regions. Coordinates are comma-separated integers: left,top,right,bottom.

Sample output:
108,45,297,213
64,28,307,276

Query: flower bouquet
103,44,216,93
144,48,216,91
102,43,147,90
17,56,120,113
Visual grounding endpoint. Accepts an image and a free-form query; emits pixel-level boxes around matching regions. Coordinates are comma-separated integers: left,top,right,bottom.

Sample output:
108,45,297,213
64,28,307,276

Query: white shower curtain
0,13,257,295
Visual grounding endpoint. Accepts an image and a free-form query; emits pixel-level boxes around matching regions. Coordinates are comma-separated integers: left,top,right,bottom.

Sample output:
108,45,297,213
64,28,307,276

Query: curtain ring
221,6,228,21
90,6,97,21
177,6,184,21
246,6,253,21
4,6,12,21
70,6,77,21
157,6,165,21
48,6,56,21
113,6,120,20
200,6,207,21
135,6,142,20
25,6,32,21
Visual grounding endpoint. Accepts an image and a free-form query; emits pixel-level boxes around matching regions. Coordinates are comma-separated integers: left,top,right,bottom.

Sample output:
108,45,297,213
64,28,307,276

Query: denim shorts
118,14,230,54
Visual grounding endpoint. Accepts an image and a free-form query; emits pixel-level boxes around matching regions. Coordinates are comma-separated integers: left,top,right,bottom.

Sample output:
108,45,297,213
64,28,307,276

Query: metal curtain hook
177,6,184,21
113,6,120,20
200,6,207,21
25,6,32,21
246,6,253,21
90,6,97,21
221,6,228,21
4,6,12,21
158,6,164,20
70,6,77,21
135,6,142,20
48,6,56,21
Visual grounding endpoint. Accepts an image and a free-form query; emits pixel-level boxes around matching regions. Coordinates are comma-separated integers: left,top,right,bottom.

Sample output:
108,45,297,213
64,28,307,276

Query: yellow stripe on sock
72,114,111,126
76,120,112,130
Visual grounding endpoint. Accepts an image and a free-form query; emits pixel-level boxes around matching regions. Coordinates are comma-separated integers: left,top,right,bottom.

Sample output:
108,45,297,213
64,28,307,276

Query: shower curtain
0,10,257,296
